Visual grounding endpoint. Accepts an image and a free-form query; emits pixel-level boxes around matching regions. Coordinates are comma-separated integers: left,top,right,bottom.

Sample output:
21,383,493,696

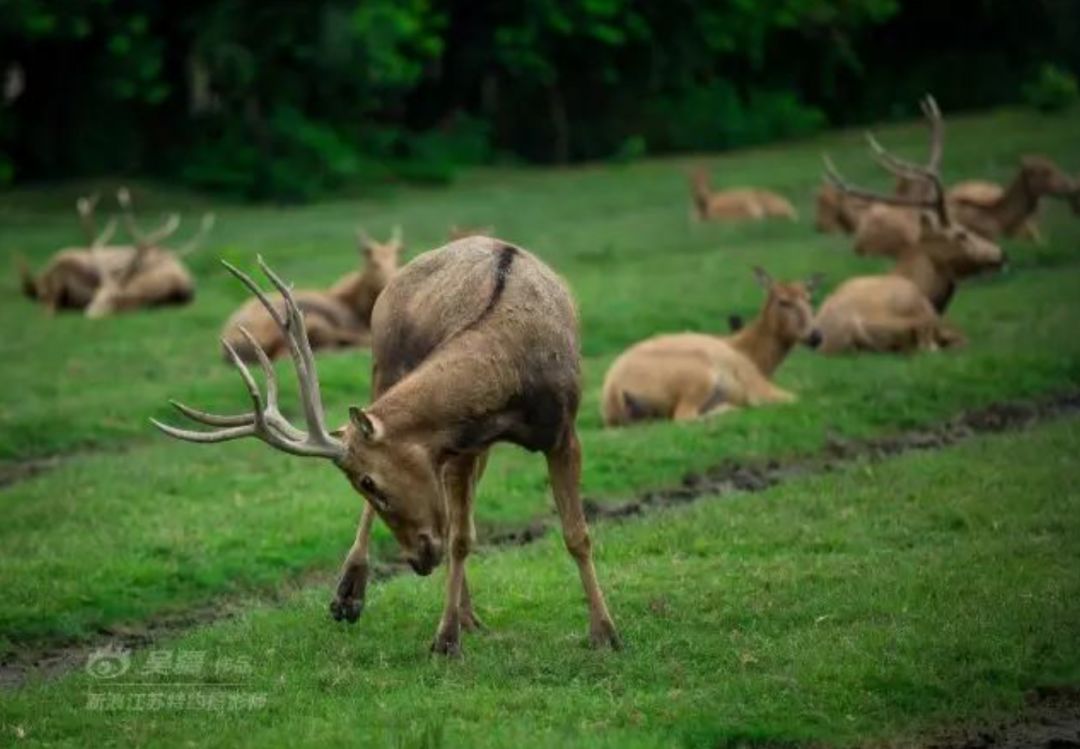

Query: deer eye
360,475,377,493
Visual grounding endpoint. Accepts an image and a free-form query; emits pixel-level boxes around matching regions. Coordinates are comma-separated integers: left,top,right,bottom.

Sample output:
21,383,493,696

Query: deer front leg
330,502,376,623
431,454,478,656
546,429,620,650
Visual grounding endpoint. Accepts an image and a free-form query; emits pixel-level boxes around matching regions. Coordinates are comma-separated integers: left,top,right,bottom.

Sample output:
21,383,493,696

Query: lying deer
601,267,821,427
690,168,798,222
814,123,1005,354
155,241,619,655
219,226,402,362
17,195,124,311
945,155,1078,241
83,189,213,318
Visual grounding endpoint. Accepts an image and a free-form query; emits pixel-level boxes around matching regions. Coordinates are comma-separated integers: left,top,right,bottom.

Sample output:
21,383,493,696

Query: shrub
1023,63,1079,113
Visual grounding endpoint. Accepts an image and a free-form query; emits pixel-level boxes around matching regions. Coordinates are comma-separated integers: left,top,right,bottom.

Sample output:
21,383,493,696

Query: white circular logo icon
86,647,130,679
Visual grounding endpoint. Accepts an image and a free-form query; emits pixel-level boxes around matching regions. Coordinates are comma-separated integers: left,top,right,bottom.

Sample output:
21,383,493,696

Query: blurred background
2,0,1079,202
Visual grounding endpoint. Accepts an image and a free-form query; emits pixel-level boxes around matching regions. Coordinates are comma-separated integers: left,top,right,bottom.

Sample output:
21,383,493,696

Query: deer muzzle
407,532,443,577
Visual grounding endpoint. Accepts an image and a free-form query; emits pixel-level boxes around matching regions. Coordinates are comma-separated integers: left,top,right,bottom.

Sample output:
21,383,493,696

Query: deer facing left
153,240,619,656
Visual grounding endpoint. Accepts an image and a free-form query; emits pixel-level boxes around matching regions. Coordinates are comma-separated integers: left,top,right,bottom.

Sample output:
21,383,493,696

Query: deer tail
14,255,38,299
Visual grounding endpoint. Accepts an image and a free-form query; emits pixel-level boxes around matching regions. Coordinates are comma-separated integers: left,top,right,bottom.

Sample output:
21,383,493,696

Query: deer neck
990,170,1039,234
729,316,792,378
891,252,954,311
367,341,515,455
691,178,712,218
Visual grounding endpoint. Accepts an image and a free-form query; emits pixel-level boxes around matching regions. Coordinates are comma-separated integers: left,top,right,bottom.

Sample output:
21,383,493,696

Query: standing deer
82,189,213,318
814,118,1005,354
689,168,798,222
153,240,619,655
600,267,821,427
219,227,403,362
946,155,1078,241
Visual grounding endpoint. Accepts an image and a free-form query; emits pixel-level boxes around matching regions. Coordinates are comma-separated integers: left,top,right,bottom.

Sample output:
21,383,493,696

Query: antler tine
176,213,216,257
169,399,254,428
92,217,119,249
76,194,100,245
255,255,334,443
237,325,308,442
141,213,182,248
920,94,944,172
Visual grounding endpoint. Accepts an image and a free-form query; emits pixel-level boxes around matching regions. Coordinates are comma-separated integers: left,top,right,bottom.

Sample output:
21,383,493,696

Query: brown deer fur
948,177,1042,242
814,182,869,233
948,156,1076,240
690,168,798,221
219,227,402,362
154,240,619,655
600,268,821,427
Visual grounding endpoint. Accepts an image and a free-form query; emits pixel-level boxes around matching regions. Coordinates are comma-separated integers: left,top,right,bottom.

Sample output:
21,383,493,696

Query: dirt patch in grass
894,685,1080,749
0,455,64,490
3,389,1078,690
583,391,1080,522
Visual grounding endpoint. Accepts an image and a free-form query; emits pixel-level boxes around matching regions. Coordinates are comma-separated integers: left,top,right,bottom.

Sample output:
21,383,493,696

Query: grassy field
1,106,1079,745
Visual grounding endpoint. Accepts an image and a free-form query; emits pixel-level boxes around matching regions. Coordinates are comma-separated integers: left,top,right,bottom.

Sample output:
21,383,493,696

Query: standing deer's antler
823,94,950,226
151,257,345,462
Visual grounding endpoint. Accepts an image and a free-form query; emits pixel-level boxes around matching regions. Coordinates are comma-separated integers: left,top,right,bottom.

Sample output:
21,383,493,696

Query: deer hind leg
329,502,376,623
431,453,481,656
546,429,620,650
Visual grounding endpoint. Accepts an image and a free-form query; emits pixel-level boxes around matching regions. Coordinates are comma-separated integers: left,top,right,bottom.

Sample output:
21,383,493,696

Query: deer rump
814,276,952,354
370,238,580,455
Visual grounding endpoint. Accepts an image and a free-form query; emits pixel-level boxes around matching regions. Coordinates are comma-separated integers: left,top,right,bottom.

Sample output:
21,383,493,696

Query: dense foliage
2,0,1078,199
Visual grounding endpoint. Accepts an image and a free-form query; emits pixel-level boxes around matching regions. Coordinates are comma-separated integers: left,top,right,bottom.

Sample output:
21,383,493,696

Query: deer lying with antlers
18,191,212,317
220,227,403,362
601,267,821,426
814,182,870,234
815,105,1006,354
154,239,619,656
690,168,798,222
947,157,1076,241
82,189,214,318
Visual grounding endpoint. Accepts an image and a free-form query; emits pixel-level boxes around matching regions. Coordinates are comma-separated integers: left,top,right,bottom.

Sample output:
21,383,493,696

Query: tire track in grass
3,389,1079,690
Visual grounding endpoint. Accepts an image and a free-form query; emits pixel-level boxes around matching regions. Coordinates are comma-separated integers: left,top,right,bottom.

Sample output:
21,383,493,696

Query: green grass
0,105,1078,654
3,416,1079,747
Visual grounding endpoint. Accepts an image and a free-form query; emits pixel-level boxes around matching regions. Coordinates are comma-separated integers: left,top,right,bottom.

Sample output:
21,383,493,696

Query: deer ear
349,407,382,442
752,266,773,290
805,273,825,294
390,224,403,247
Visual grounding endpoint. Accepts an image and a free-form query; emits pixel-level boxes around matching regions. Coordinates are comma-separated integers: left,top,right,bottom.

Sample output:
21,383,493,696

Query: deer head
356,225,403,281
823,94,1005,277
152,258,446,575
1019,156,1077,198
751,266,823,348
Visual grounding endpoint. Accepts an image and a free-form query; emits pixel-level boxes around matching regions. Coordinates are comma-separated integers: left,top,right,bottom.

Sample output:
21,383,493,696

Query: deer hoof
588,620,622,651
329,597,364,623
430,629,462,657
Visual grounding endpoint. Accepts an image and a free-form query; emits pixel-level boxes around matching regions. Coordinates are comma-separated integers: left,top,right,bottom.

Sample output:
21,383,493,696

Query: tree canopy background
2,0,1078,200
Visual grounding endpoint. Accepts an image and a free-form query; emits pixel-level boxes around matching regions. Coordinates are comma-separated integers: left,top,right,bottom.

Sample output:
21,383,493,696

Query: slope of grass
3,417,1079,748
0,107,1078,649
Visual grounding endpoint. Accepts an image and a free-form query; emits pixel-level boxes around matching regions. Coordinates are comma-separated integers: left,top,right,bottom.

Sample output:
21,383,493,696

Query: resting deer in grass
946,156,1078,241
814,128,1005,354
17,194,124,311
154,240,619,655
220,226,402,362
601,267,821,427
82,188,213,318
689,168,798,222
